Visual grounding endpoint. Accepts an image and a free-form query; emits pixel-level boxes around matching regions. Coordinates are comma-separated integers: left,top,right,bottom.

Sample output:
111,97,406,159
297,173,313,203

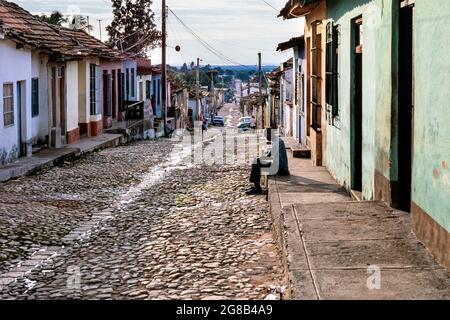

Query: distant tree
180,63,188,73
225,69,234,76
107,0,161,53
190,61,195,70
36,11,67,26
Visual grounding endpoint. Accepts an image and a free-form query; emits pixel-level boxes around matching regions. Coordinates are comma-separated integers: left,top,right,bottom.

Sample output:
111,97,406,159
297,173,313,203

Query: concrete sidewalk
0,134,124,183
268,148,450,300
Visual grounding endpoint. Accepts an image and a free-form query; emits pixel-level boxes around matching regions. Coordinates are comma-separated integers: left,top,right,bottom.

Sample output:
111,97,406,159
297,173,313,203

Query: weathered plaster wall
282,67,293,137
37,53,50,142
305,0,327,166
30,52,40,142
326,0,394,200
292,49,300,141
0,39,32,164
66,61,79,133
413,0,450,232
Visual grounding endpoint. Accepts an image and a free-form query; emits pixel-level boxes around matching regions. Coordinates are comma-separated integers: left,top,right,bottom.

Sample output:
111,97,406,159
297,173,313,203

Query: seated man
164,120,175,137
246,135,289,195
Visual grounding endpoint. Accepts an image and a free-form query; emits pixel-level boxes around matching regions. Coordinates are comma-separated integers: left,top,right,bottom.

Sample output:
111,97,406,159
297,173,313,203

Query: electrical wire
258,0,279,12
168,8,256,69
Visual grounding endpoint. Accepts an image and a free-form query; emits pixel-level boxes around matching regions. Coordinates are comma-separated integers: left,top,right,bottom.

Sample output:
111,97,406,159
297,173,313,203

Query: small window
32,78,39,117
3,83,14,126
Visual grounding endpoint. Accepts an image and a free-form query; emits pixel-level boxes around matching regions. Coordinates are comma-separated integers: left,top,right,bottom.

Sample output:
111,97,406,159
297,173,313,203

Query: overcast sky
17,0,304,66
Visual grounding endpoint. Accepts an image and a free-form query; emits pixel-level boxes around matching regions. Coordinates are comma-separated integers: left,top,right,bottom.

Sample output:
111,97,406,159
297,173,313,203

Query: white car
238,117,252,131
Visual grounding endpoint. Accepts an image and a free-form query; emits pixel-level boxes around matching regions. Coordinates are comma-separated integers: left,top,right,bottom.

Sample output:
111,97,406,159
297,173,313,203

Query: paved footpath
0,104,284,300
270,151,450,300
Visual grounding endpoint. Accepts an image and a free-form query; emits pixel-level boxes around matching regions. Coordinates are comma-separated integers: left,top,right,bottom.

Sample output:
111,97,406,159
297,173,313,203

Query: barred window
32,78,39,117
3,83,14,126
311,21,322,131
90,64,100,115
326,21,339,118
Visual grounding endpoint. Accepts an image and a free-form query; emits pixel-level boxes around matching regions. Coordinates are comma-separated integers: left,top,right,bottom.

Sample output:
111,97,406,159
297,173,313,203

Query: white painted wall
30,51,51,143
0,39,32,164
292,49,300,141
66,61,79,132
37,54,50,141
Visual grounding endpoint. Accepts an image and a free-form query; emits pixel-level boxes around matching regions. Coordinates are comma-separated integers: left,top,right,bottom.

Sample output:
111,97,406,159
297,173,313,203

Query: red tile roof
0,0,122,60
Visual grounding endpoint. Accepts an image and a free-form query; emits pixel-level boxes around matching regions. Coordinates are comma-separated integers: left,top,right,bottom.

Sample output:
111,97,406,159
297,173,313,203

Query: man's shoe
246,187,263,195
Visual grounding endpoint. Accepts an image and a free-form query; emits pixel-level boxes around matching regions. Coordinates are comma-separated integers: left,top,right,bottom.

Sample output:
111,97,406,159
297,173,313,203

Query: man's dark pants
250,158,272,188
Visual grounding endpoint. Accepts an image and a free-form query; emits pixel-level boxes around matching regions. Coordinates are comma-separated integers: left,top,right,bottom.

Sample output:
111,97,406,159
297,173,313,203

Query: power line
259,0,279,12
169,8,239,66
168,8,256,69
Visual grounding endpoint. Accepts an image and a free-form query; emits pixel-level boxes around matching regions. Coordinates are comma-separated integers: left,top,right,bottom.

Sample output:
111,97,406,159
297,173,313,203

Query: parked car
212,116,225,127
238,117,252,127
238,122,251,132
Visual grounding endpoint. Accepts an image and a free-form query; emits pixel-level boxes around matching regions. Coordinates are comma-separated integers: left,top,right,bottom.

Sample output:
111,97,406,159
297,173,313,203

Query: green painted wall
326,0,395,200
413,0,450,232
326,0,450,232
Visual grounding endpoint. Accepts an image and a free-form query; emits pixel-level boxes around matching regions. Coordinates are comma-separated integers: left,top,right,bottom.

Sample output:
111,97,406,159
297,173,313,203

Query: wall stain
442,160,448,170
433,168,440,179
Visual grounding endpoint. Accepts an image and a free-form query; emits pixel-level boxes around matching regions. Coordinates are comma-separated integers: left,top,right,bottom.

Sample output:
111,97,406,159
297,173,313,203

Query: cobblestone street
0,104,284,300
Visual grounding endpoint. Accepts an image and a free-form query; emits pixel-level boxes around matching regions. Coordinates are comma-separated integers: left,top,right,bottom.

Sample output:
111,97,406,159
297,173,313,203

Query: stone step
292,147,311,159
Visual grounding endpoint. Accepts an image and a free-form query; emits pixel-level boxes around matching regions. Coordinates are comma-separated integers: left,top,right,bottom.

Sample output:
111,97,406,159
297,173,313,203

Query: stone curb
0,135,123,183
267,176,292,299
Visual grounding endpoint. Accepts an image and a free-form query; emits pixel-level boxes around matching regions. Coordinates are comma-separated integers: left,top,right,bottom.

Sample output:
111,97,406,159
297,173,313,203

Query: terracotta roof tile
0,0,122,60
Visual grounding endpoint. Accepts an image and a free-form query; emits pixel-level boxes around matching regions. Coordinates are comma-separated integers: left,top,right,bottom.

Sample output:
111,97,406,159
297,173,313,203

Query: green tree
36,11,67,26
180,63,188,73
107,0,161,53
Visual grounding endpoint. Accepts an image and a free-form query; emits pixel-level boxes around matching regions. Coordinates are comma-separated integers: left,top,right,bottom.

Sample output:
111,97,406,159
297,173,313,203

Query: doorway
58,67,66,145
103,71,112,125
112,70,117,119
395,0,415,212
50,66,66,147
352,17,363,192
17,81,26,157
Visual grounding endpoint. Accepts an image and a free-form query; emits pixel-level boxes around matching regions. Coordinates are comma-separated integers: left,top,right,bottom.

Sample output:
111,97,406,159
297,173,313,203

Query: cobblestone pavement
0,104,284,300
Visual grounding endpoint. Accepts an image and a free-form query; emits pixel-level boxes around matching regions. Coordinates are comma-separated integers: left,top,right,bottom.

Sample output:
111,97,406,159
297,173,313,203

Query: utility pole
221,76,225,108
210,70,215,116
87,16,90,35
196,58,200,121
259,52,263,129
162,0,167,135
98,19,102,41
